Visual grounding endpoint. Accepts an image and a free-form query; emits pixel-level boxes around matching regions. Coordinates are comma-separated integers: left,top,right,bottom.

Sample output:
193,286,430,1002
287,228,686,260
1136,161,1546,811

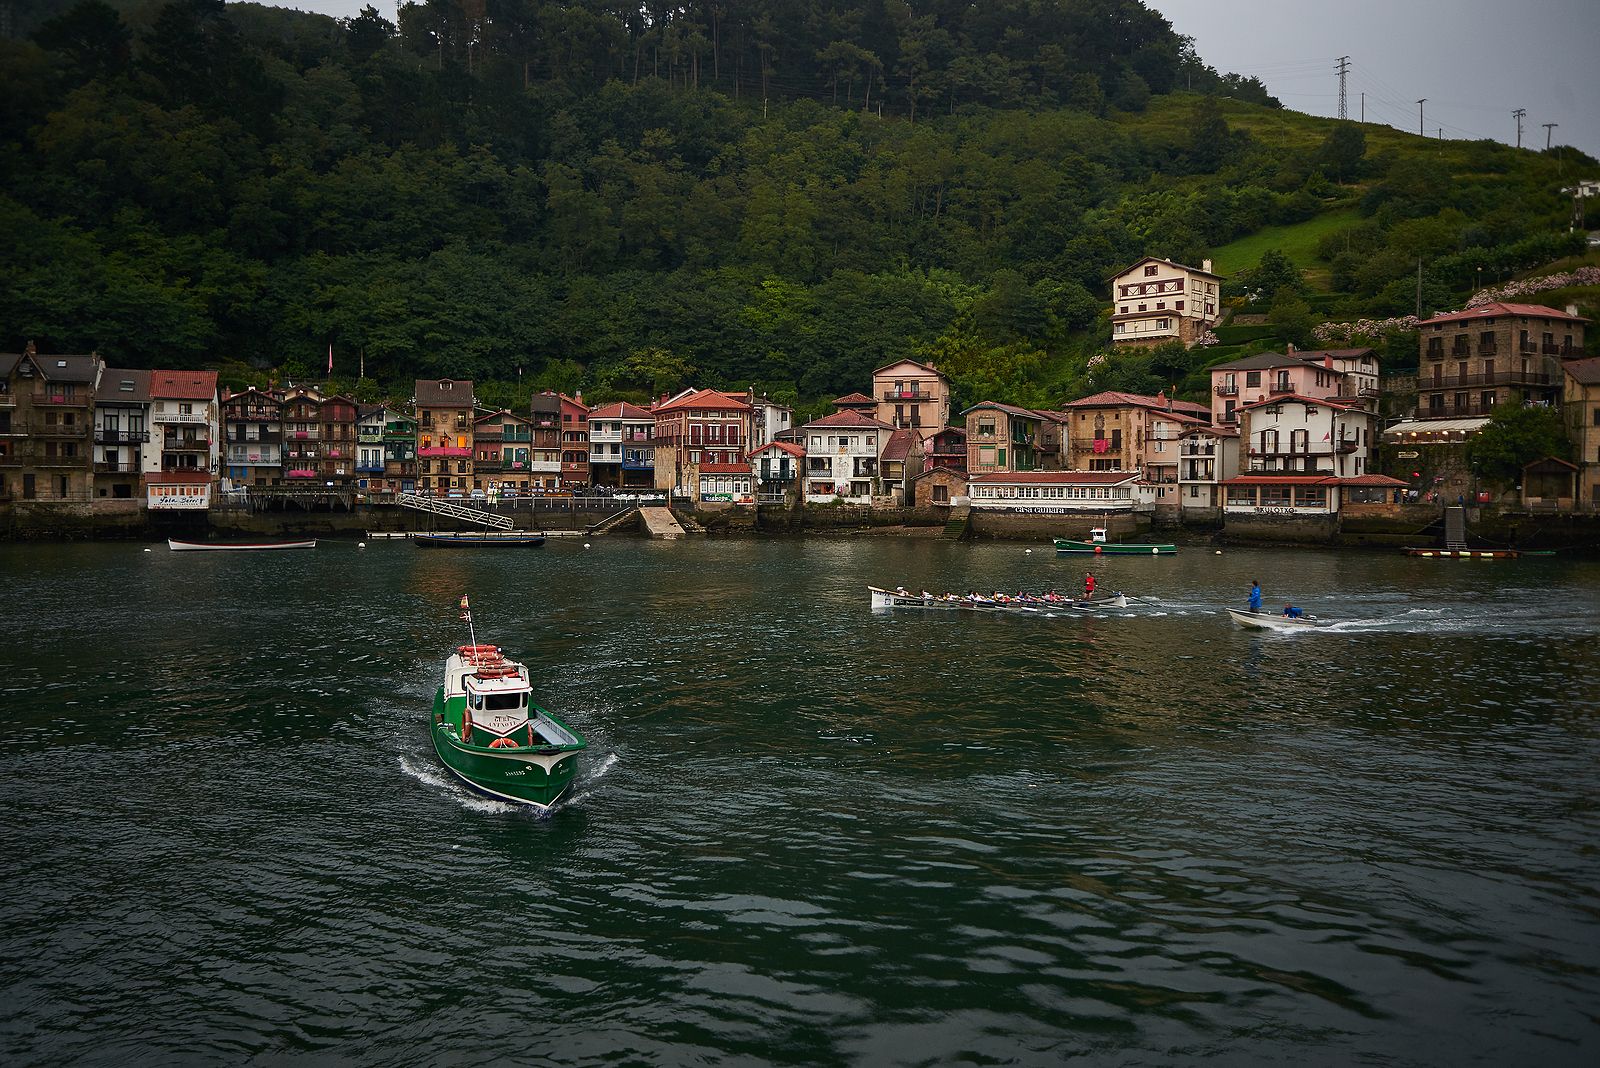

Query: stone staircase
587,507,640,536
940,504,971,540
396,493,513,530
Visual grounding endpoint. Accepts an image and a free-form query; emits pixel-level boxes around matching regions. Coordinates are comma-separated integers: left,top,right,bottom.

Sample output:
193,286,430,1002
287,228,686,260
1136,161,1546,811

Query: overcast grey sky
1147,0,1598,156
261,0,1599,157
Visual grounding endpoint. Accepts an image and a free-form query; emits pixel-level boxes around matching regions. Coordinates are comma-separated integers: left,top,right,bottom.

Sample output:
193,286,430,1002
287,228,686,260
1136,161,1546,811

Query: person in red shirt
1084,572,1096,599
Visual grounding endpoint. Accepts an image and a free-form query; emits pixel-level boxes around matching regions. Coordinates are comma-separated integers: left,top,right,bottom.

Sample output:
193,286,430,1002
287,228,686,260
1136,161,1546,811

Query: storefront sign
147,484,212,510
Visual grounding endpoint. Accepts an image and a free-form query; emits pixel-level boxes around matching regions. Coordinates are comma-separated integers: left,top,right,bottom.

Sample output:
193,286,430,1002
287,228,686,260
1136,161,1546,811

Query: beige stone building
1414,302,1586,420
415,378,475,495
1564,357,1600,511
872,359,951,436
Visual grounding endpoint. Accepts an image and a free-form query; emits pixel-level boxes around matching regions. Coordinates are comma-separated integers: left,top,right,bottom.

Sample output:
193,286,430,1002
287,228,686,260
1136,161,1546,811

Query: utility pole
1415,258,1423,320
1336,56,1349,120
1360,92,1364,123
1513,107,1526,148
1416,98,1426,136
1543,122,1558,149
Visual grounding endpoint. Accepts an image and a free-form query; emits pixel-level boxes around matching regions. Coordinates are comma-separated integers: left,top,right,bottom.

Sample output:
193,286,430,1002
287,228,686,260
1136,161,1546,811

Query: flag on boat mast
459,594,471,622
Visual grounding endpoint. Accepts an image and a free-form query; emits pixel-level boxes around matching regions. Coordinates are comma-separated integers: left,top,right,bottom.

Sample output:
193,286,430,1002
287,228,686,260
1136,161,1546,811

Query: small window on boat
484,693,525,711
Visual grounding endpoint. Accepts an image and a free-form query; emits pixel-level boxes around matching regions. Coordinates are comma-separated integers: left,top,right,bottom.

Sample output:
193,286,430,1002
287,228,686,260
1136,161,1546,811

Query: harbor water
1,539,1598,1065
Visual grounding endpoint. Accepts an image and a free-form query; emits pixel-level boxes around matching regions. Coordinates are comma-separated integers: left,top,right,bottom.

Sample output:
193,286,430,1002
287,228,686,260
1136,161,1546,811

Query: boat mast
460,593,478,649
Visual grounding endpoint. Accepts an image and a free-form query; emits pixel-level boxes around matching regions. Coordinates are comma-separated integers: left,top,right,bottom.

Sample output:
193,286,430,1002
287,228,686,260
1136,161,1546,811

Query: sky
1146,0,1599,157
258,0,1599,158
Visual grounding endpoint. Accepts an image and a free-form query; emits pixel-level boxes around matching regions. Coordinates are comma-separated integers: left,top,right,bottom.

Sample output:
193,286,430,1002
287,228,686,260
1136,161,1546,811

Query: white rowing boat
1225,607,1329,631
168,538,317,551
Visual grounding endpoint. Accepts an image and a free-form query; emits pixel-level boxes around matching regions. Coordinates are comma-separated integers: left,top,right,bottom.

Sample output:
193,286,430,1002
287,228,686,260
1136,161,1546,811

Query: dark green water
2,538,1598,1065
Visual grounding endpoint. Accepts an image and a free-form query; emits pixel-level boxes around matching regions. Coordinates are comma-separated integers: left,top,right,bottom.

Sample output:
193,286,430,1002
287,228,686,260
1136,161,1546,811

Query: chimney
575,389,582,403
1324,355,1333,369
1286,342,1295,353
1568,304,1580,317
1201,259,1212,273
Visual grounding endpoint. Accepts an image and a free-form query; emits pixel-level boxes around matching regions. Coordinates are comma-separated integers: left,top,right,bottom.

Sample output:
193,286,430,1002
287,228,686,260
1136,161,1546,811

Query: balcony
357,429,384,443
159,459,207,472
228,452,280,465
94,428,149,445
1421,370,1553,389
1332,387,1382,401
1181,444,1216,456
621,454,653,470
34,423,90,439
159,411,209,425
1071,436,1124,454
1214,383,1238,396
228,408,280,422
163,436,210,451
882,390,930,401
0,393,14,407
418,445,472,458
1477,343,1497,355
34,393,88,406
1268,384,1295,395
35,453,89,467
94,461,140,473
356,461,384,473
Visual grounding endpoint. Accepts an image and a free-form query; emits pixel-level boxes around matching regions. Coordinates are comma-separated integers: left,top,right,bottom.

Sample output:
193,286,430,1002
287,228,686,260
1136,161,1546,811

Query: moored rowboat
168,538,316,551
414,532,546,547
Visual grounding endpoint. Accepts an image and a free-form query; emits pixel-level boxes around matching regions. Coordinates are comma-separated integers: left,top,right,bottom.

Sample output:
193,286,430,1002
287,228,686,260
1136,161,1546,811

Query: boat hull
430,686,583,809
1226,608,1328,631
414,533,546,548
1054,540,1176,555
168,538,316,551
1403,548,1519,559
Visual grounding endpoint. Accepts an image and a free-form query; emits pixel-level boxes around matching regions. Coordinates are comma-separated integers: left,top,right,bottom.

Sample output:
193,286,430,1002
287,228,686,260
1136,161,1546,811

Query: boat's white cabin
444,653,531,700
1088,527,1108,543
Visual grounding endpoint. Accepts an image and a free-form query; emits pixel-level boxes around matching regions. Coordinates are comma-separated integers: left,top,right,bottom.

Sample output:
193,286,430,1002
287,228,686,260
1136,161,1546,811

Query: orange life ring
462,708,473,743
488,737,519,749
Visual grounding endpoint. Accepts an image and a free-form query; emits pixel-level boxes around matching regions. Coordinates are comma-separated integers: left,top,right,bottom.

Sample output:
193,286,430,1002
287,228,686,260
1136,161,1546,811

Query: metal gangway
397,493,514,530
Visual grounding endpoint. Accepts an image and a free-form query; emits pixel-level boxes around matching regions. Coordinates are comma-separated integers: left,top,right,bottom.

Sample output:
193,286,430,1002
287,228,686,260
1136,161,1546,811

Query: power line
1513,108,1525,149
1416,98,1426,136
1544,122,1558,149
1336,56,1349,121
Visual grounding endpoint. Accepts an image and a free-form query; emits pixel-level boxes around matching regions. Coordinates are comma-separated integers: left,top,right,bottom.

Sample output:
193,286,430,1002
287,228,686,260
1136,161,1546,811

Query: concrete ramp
640,506,685,539
1444,505,1466,550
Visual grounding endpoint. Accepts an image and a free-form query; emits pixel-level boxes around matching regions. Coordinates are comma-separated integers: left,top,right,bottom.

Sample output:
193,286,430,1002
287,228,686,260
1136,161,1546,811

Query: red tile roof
1063,390,1211,417
698,462,751,474
879,429,918,463
1418,302,1588,326
1223,474,1407,486
749,440,805,459
1237,393,1359,412
148,470,212,484
1564,357,1600,386
969,471,1140,485
831,391,876,406
587,401,653,420
150,370,218,400
802,410,895,430
1338,474,1409,486
654,388,751,413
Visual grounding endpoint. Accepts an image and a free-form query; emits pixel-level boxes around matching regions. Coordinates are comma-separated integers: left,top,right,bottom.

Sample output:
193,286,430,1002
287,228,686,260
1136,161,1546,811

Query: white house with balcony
145,370,219,509
587,401,654,489
1177,425,1241,516
1109,256,1222,348
1237,394,1374,477
1210,348,1379,425
801,410,894,503
750,440,804,502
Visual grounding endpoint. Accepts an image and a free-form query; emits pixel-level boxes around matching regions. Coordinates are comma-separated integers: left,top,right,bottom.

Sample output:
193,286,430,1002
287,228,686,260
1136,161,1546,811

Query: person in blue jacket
1249,580,1262,612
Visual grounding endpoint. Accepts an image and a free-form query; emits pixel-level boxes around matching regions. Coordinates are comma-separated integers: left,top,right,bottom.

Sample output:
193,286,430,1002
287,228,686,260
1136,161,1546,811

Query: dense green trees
0,0,1590,415
1467,404,1571,486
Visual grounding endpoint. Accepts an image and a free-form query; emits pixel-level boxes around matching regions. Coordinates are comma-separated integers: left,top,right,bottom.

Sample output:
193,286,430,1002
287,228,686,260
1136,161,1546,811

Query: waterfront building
741,392,794,447
1210,348,1379,426
962,402,1047,474
1059,392,1211,501
801,410,894,503
146,370,219,510
0,345,99,504
559,392,589,488
1563,357,1600,511
415,378,475,496
317,394,359,484
1221,473,1407,522
1109,256,1222,347
474,410,535,494
926,426,967,473
528,392,562,490
877,429,925,504
651,388,754,502
1177,424,1241,518
377,407,417,494
1237,394,1373,477
966,471,1156,513
910,466,968,508
279,387,324,484
356,405,386,486
749,440,803,502
872,359,951,436
1409,302,1586,422
221,386,282,490
586,401,654,489
93,367,151,503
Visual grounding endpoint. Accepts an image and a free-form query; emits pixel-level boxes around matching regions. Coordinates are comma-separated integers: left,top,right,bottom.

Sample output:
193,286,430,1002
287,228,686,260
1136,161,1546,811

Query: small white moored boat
1225,607,1329,631
168,538,317,551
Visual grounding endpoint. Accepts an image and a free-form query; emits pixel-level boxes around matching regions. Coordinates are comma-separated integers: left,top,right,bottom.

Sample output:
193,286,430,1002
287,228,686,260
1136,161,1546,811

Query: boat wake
397,754,522,815
555,751,619,811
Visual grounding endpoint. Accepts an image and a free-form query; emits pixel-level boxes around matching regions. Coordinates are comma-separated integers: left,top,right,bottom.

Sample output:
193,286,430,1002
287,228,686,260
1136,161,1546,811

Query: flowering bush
1465,267,1600,307
1313,315,1419,344
1192,329,1219,348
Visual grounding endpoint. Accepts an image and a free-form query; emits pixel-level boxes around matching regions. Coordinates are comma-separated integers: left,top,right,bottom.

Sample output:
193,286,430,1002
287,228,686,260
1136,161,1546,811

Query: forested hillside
1,0,1593,412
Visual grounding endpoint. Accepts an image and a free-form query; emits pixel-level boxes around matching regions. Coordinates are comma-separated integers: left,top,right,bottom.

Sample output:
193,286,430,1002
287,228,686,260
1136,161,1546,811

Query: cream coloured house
1109,256,1222,347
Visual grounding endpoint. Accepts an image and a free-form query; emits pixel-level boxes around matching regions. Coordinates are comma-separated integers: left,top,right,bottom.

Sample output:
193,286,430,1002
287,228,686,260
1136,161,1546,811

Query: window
1175,301,1184,311
1144,265,1158,277
1246,371,1261,388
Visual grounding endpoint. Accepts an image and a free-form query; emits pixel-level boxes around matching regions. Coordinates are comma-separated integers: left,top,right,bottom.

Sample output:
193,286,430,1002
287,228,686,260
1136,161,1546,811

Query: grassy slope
1208,208,1361,288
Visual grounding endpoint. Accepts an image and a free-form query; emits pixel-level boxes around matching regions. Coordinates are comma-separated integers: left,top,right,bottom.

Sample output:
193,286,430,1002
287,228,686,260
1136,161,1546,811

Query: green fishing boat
430,636,587,811
1054,527,1177,555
